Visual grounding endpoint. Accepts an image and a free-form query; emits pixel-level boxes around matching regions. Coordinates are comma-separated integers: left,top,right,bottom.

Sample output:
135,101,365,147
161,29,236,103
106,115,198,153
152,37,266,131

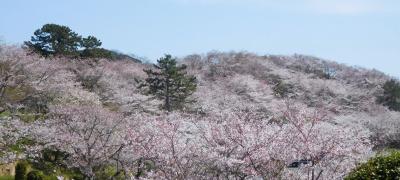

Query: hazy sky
0,0,399,77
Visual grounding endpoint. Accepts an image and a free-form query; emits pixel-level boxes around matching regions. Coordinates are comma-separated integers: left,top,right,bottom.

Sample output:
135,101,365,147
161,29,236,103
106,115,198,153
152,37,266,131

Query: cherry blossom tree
0,46,385,179
0,46,33,105
123,113,207,179
280,102,372,180
120,104,371,179
201,111,286,179
32,105,127,179
0,116,30,163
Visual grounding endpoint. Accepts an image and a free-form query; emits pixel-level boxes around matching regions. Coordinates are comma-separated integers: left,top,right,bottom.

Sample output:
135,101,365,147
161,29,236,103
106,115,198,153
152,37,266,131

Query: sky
0,0,399,77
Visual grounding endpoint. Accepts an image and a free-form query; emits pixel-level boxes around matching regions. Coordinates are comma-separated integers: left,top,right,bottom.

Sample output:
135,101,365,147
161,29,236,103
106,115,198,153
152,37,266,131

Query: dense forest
1,24,400,180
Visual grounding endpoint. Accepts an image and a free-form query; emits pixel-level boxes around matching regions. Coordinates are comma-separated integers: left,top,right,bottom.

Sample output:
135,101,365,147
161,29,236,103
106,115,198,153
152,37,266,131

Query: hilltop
1,45,399,179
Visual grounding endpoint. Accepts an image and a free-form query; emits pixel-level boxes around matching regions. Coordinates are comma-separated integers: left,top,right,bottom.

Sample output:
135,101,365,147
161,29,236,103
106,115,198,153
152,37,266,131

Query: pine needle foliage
142,54,197,112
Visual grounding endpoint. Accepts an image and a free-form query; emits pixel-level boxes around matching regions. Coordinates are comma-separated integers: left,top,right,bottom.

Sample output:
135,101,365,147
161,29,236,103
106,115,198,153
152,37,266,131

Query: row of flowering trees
21,102,369,179
0,45,382,179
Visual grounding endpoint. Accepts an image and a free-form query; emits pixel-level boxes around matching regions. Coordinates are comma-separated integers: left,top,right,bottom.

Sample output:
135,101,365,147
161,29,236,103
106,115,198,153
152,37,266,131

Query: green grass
0,175,14,180
0,110,11,118
0,109,46,122
16,112,45,122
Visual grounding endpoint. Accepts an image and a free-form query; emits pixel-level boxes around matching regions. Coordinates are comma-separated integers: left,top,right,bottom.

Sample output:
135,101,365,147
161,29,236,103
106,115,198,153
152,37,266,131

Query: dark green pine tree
81,35,102,49
24,24,82,57
80,36,114,59
142,54,197,112
378,79,400,111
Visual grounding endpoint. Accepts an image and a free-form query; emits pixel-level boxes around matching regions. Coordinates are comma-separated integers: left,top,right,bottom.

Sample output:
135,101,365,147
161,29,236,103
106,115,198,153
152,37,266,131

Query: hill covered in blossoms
1,45,399,179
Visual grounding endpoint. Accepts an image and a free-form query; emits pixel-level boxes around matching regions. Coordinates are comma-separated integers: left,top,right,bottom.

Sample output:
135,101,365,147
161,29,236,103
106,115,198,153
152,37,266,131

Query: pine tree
81,36,102,49
25,24,114,59
142,54,197,112
24,24,82,57
378,79,400,111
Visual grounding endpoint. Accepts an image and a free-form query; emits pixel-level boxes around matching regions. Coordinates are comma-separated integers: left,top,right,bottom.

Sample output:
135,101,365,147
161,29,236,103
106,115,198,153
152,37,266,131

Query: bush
80,48,113,59
15,161,29,180
78,73,102,91
94,164,125,180
27,171,44,180
345,151,400,179
28,148,72,177
273,81,294,98
265,74,282,85
378,79,400,111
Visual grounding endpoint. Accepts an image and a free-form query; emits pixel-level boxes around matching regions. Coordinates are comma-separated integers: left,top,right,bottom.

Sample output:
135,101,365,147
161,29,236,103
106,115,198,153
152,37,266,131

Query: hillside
1,45,399,179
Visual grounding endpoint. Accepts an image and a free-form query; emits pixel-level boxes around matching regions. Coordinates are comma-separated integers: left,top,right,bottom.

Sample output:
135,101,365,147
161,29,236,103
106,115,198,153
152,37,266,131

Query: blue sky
0,0,399,77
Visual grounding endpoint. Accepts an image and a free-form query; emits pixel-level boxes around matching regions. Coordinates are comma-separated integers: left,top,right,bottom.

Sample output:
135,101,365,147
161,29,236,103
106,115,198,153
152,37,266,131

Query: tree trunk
165,77,171,112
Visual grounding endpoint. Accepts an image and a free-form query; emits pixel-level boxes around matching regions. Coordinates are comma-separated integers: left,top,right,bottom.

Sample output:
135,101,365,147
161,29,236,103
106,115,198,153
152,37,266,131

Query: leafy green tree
142,54,197,112
24,24,82,57
378,79,400,111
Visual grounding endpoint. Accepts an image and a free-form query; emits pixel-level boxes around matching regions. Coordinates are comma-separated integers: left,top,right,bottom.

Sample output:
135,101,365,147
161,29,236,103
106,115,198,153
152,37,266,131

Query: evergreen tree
81,35,102,49
378,79,400,111
142,54,197,112
24,24,82,57
81,48,113,59
25,24,116,59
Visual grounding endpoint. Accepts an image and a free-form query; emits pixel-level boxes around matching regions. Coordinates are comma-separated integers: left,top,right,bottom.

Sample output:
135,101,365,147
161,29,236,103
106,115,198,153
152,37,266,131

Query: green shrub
0,110,11,118
28,149,84,180
9,137,36,153
265,74,282,85
27,171,44,180
94,165,125,180
15,161,29,180
30,149,67,175
80,48,113,59
273,81,294,98
345,151,400,180
78,73,102,91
